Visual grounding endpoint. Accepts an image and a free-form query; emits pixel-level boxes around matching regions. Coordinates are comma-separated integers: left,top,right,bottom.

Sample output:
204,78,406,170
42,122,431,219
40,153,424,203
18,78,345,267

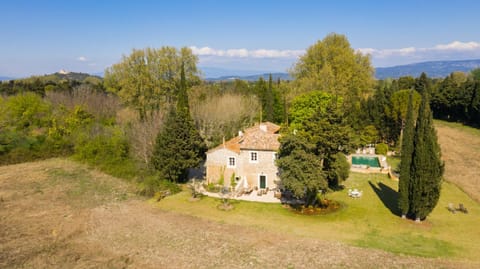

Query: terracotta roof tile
207,122,281,153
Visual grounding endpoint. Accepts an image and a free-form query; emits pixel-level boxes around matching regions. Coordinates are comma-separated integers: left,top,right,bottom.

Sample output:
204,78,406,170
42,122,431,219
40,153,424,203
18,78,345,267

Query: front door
259,175,266,189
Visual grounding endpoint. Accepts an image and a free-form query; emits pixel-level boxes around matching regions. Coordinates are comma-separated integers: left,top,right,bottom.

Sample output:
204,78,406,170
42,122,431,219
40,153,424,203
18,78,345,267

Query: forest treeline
1,33,479,196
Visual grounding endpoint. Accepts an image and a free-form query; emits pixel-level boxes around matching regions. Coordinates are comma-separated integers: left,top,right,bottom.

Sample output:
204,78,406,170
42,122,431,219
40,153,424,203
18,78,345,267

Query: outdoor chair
236,189,245,197
274,191,282,199
459,203,468,214
447,203,456,213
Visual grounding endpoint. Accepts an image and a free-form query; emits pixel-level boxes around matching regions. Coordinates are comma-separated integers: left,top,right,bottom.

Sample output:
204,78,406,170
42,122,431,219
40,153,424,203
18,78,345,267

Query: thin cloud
358,41,480,58
192,41,480,69
357,41,480,66
190,46,304,59
77,56,87,62
434,41,480,51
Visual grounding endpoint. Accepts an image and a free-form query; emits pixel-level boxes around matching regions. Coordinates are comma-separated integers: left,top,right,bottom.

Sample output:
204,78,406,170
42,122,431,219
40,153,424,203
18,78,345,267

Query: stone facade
205,122,280,190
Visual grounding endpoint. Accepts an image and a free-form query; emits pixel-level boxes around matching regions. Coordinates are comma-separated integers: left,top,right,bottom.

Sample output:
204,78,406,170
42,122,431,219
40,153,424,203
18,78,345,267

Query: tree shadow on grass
368,181,401,217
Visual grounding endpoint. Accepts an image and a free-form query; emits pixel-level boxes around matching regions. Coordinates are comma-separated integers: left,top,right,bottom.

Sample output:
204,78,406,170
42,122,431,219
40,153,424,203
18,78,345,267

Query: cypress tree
398,90,415,218
265,74,275,122
409,75,444,221
151,63,206,183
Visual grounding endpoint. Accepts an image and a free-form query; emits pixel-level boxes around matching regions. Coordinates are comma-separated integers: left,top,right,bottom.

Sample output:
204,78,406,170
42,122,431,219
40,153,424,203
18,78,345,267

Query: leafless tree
190,91,260,148
125,109,166,164
45,84,120,119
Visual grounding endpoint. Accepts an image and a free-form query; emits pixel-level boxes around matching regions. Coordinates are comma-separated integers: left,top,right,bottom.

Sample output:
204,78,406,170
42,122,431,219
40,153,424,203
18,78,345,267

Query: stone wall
206,148,279,189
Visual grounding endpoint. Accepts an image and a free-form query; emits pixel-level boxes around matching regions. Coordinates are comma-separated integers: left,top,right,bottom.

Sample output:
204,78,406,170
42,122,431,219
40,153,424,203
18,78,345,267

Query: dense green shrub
375,143,388,155
137,174,181,197
330,152,350,186
0,93,57,164
73,125,139,179
3,92,52,130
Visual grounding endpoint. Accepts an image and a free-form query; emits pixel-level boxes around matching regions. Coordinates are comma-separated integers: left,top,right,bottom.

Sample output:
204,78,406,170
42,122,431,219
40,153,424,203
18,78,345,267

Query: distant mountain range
375,59,480,79
205,72,292,82
3,59,480,83
204,59,480,81
0,76,14,81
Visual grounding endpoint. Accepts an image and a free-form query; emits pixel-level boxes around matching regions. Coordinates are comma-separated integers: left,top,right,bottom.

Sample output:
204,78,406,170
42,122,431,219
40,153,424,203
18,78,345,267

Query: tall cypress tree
265,74,275,122
151,63,206,183
410,74,444,221
398,90,415,218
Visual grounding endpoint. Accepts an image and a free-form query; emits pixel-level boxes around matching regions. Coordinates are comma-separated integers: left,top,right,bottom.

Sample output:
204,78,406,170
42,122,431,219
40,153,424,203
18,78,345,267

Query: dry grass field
1,120,479,268
435,120,480,202
1,158,477,268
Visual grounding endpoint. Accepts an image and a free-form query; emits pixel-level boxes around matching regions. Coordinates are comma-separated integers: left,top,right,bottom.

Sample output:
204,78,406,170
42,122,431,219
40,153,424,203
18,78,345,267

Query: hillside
28,71,103,84
435,120,480,202
376,59,480,79
1,71,102,85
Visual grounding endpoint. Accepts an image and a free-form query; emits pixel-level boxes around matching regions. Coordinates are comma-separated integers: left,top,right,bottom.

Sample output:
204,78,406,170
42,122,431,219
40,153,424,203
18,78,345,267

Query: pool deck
348,154,389,174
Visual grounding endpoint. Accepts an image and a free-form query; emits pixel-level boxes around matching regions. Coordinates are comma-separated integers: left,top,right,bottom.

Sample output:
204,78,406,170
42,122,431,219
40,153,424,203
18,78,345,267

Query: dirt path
0,159,476,268
436,122,480,202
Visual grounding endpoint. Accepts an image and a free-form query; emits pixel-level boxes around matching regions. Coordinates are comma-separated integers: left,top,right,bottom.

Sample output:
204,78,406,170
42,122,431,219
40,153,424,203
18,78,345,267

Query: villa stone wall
205,148,279,189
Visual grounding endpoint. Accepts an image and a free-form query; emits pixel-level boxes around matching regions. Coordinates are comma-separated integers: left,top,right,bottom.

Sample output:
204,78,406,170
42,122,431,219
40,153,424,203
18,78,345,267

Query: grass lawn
387,155,401,172
157,172,480,261
435,120,480,137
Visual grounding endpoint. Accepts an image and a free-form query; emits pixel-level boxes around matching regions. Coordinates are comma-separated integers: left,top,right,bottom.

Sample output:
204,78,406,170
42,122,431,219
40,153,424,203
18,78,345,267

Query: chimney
238,130,243,137
222,136,225,148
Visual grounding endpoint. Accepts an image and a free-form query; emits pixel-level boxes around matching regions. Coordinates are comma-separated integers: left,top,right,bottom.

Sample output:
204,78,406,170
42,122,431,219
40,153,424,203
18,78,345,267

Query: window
250,151,258,163
227,157,236,168
273,153,277,160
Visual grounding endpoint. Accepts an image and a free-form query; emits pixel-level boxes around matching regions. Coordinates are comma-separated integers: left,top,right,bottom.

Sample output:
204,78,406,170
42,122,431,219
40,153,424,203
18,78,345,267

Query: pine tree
398,90,415,218
151,63,206,183
303,101,353,187
409,74,444,221
276,134,326,207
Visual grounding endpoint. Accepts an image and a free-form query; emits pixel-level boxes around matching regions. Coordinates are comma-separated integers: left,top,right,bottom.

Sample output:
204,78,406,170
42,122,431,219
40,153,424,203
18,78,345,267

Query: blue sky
1,0,480,77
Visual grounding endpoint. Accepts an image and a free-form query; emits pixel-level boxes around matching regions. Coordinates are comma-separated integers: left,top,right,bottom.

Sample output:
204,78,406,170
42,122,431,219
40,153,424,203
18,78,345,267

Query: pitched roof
208,122,281,153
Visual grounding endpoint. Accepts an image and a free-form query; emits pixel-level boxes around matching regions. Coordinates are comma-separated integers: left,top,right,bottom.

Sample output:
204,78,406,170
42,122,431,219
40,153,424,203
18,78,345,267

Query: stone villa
205,122,281,190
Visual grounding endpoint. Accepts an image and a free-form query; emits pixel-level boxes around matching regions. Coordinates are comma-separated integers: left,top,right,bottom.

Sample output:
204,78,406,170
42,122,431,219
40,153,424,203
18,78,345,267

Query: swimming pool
351,155,380,168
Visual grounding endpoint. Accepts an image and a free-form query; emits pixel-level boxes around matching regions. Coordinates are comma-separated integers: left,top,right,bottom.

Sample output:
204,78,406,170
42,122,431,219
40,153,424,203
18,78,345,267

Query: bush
137,174,181,197
0,93,60,164
375,143,388,155
218,166,225,186
230,172,236,188
205,182,221,193
73,125,140,179
330,153,350,186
